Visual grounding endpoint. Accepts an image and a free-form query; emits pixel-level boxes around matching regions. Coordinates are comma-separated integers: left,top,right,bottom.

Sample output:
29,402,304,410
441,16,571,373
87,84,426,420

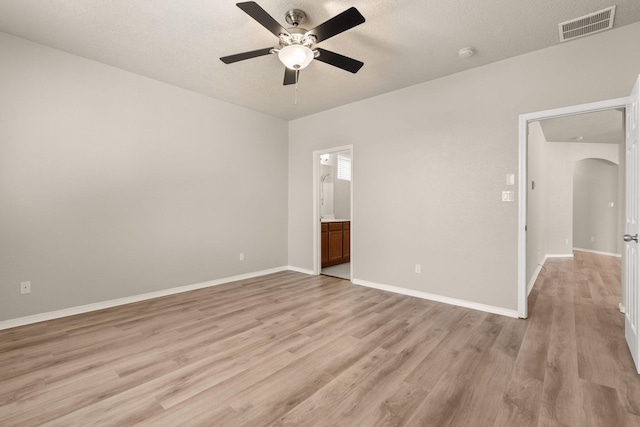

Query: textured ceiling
539,109,625,144
1,1,640,120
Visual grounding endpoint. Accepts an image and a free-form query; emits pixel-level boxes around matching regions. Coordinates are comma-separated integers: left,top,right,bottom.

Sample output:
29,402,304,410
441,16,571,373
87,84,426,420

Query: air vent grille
558,6,616,42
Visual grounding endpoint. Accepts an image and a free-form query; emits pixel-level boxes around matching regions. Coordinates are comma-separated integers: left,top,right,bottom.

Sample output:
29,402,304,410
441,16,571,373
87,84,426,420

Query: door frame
518,97,628,318
312,145,354,278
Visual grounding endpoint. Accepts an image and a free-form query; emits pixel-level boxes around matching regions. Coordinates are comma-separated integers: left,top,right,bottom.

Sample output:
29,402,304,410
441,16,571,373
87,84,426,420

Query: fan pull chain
294,69,299,105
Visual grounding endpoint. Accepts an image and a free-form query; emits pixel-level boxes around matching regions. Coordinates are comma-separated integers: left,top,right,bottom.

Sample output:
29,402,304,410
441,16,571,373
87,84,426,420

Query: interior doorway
525,113,625,295
521,77,640,373
312,145,353,280
518,97,629,319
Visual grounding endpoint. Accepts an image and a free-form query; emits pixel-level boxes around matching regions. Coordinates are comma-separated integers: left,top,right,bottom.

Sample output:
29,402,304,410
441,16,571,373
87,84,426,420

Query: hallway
523,250,639,425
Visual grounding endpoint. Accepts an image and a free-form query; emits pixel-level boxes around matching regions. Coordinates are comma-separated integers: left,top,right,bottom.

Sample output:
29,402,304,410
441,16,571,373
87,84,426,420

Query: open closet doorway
312,145,353,280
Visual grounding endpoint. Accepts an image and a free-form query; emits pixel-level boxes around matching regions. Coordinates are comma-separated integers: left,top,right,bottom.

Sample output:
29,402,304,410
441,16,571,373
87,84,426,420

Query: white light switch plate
502,191,515,202
506,174,515,186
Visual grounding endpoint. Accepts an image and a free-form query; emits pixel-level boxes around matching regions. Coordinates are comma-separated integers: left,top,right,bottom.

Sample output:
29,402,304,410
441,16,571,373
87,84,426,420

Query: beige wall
0,33,289,321
288,22,640,311
543,142,619,256
3,22,640,321
526,122,547,287
573,159,620,254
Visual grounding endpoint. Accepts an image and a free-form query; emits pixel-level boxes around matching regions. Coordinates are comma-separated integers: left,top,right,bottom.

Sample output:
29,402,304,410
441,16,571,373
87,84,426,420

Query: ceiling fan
220,2,365,85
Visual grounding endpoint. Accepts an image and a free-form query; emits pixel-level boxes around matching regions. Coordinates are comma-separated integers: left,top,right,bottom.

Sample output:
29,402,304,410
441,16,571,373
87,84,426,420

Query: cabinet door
328,230,344,264
321,229,328,267
343,229,350,261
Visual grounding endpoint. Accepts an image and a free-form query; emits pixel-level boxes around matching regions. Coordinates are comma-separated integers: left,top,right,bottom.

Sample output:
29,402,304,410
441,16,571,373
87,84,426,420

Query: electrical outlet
20,281,31,294
591,236,595,242
415,264,421,274
239,253,244,261
565,238,569,245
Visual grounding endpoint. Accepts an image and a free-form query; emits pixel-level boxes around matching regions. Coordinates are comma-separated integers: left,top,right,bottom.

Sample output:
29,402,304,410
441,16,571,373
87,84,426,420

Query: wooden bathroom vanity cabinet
321,221,350,268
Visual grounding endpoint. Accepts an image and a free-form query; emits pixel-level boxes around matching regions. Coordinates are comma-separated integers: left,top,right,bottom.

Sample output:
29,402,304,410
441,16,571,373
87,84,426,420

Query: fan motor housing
279,26,316,48
285,9,306,26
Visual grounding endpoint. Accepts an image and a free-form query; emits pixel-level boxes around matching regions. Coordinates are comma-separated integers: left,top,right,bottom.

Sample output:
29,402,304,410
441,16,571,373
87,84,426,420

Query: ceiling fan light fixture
220,2,366,85
278,44,314,70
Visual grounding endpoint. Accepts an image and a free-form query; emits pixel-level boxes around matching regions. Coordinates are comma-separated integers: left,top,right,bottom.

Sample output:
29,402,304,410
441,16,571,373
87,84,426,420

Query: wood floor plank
580,379,629,426
540,284,580,426
0,370,122,426
404,308,486,393
221,334,363,426
403,320,505,426
512,293,555,382
1,254,639,426
328,327,451,426
493,376,544,427
289,306,453,427
575,300,627,390
269,346,399,427
363,381,427,427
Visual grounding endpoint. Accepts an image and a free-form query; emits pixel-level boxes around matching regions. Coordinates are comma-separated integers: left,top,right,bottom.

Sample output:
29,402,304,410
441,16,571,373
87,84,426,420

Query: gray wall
0,33,289,321
573,159,619,254
526,122,547,287
543,142,619,256
288,22,640,311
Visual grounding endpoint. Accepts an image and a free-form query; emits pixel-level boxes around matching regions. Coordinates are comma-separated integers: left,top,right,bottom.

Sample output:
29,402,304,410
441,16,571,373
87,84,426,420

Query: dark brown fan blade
315,48,363,73
284,68,297,85
236,2,289,38
220,47,273,64
306,7,365,43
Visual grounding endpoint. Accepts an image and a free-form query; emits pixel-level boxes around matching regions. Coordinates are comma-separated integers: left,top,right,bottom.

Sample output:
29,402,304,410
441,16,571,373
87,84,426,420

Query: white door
625,75,640,373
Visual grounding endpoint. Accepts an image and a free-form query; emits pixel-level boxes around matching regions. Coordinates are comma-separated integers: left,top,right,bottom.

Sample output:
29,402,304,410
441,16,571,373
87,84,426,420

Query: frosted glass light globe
278,45,314,70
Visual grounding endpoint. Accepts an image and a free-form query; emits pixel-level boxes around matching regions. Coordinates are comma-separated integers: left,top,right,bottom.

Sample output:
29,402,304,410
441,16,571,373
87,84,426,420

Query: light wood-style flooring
1,251,639,426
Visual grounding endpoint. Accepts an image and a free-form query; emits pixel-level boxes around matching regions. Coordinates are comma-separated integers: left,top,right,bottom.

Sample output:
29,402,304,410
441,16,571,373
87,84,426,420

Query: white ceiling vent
559,6,616,42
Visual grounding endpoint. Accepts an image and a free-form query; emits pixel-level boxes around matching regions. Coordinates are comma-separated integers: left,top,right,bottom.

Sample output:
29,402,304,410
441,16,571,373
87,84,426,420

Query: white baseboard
351,279,519,319
573,248,622,258
528,263,545,296
1,266,522,330
527,253,553,295
546,253,574,258
0,266,289,331
286,265,314,275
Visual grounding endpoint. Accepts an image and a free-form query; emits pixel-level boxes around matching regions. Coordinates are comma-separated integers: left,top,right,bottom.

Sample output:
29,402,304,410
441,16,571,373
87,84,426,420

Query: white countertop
321,219,350,223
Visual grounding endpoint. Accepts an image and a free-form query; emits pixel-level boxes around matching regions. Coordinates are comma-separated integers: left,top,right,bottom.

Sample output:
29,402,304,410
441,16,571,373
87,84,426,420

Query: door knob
624,234,639,243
